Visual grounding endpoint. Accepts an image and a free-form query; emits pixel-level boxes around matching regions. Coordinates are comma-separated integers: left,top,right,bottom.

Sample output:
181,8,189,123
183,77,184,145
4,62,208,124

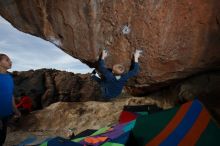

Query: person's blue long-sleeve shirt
92,59,139,99
0,73,14,118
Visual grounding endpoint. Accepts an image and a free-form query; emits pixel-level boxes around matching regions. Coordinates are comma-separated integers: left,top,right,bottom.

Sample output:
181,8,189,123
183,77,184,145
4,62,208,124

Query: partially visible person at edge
0,53,21,146
16,92,32,115
91,49,142,100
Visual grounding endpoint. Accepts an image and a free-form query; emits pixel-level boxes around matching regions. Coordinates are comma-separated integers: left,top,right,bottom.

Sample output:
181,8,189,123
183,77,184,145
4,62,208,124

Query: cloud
0,40,9,47
0,16,93,73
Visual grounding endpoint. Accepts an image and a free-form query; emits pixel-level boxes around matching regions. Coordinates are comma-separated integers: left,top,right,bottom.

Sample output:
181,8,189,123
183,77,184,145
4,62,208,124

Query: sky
0,16,92,73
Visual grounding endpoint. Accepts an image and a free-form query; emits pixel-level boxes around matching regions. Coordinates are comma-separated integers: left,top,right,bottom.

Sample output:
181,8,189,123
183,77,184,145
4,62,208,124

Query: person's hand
134,49,143,62
14,109,21,118
102,49,108,60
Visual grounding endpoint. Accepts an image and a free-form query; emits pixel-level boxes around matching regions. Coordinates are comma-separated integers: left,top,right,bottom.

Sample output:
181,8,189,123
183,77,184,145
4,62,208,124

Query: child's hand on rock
134,49,143,62
102,48,108,59
14,109,21,118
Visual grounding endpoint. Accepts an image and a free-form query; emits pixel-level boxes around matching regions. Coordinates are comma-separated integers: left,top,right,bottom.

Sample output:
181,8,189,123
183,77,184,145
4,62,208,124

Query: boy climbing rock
0,53,21,146
91,49,142,100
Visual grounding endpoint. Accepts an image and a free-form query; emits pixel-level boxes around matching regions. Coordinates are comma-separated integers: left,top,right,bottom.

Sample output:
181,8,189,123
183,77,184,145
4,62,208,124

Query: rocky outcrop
0,0,220,93
12,69,101,109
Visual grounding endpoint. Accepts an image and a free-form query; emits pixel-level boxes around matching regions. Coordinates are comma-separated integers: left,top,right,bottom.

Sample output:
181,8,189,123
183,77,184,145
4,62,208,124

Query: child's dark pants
0,117,8,146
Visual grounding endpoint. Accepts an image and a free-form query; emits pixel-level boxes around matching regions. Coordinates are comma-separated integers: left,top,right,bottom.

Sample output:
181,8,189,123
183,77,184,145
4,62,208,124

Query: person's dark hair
0,53,7,61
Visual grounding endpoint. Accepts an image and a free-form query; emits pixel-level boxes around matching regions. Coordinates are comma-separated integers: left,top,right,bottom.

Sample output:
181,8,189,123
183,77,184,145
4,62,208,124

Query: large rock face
0,0,220,92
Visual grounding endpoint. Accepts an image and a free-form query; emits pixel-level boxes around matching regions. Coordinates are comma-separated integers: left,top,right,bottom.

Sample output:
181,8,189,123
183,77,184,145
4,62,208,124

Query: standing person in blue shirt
0,53,21,146
91,49,142,100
